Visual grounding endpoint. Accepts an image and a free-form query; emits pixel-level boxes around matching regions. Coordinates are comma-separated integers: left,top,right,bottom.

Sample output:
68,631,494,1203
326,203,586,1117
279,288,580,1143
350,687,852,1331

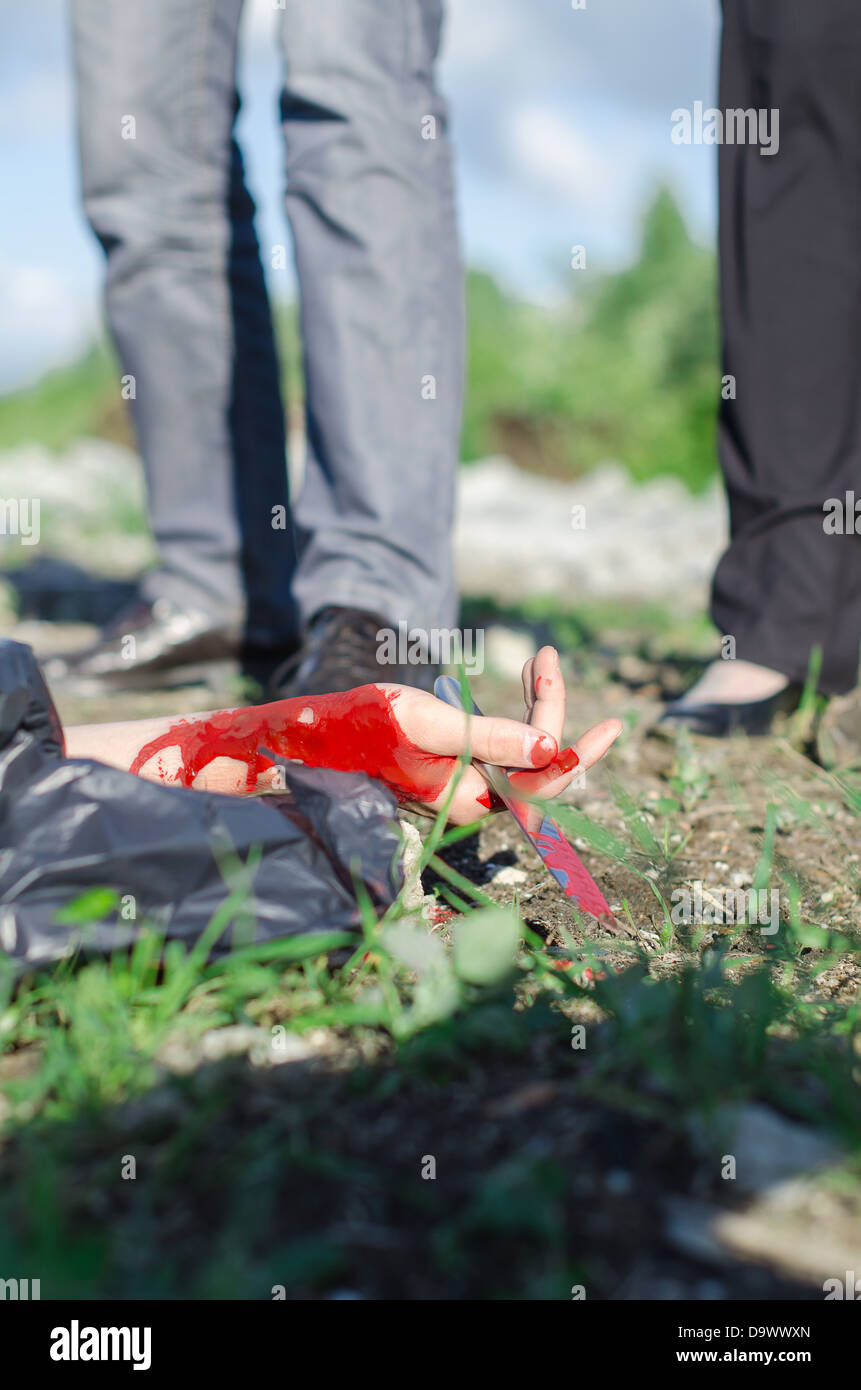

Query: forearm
63,710,245,792
62,686,451,802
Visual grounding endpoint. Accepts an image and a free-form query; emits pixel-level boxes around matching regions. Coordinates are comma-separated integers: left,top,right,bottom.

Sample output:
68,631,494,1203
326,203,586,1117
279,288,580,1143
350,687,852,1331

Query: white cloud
0,259,96,391
0,67,72,140
444,0,719,112
507,105,609,209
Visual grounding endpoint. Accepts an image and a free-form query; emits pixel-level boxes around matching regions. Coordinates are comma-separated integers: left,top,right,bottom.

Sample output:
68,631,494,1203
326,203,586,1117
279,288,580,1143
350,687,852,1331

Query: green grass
0,189,720,492
462,189,720,491
0,738,859,1298
2,599,860,1295
0,342,120,454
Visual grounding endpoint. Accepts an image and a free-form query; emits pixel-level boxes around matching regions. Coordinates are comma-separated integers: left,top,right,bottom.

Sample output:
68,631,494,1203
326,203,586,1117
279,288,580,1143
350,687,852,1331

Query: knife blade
433,674,618,927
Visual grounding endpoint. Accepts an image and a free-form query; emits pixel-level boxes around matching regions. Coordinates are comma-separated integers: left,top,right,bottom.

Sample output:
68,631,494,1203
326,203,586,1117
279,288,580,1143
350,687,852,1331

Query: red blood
554,745,580,775
533,825,611,919
129,685,455,805
426,903,455,925
529,733,557,767
475,786,505,812
510,744,579,793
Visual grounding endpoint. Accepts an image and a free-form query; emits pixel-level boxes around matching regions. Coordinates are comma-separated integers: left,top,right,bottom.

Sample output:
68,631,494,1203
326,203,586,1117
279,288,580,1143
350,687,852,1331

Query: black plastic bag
0,641,401,972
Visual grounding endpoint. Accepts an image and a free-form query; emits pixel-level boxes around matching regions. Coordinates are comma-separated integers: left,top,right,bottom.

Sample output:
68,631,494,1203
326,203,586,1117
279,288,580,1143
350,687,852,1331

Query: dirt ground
3,610,860,1299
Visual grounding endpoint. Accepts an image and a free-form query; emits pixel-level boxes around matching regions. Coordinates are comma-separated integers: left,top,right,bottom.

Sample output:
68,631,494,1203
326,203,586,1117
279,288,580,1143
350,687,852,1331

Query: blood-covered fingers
394,688,558,770
526,645,565,742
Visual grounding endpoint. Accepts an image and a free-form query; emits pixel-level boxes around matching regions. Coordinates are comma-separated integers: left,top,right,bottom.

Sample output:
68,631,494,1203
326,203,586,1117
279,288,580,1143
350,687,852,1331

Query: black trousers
712,0,861,694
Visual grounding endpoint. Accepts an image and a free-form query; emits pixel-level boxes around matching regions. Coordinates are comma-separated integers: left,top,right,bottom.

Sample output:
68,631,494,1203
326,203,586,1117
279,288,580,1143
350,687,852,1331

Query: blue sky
1,0,719,391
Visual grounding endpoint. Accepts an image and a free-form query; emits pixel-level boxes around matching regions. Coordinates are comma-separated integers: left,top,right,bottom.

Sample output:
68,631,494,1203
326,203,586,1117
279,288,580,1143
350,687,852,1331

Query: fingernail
528,731,556,766
556,745,579,774
512,745,579,788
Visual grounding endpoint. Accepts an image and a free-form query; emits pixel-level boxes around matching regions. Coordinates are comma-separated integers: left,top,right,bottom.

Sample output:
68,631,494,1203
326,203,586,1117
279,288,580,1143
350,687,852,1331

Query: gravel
455,454,725,611
0,439,725,613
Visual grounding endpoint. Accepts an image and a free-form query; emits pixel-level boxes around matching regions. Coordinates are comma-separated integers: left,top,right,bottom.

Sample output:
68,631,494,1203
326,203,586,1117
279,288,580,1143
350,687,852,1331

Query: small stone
201,1024,266,1063
267,1031,315,1065
490,866,528,887
398,819,426,910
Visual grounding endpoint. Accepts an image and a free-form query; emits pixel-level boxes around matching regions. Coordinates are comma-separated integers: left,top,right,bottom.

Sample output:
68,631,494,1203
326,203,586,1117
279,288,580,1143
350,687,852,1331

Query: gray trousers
71,0,463,643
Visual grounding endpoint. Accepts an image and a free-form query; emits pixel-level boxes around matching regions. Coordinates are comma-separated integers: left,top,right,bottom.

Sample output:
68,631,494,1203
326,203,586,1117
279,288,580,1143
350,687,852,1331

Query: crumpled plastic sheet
0,640,402,973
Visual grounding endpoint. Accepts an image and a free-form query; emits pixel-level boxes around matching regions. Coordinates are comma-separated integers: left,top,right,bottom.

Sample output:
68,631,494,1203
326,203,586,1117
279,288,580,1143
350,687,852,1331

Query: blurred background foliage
0,188,719,493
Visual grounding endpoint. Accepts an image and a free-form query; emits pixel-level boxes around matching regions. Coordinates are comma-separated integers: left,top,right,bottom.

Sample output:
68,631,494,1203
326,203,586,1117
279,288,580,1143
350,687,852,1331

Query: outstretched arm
63,646,622,824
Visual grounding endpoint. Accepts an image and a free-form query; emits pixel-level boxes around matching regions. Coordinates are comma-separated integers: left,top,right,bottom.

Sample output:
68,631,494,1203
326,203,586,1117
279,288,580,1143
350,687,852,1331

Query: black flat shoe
40,597,245,693
268,606,438,699
658,684,800,737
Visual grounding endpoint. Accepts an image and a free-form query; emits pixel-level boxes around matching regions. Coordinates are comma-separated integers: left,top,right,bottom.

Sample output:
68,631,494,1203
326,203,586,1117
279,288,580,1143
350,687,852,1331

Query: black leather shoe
268,606,439,699
41,597,245,692
658,684,800,737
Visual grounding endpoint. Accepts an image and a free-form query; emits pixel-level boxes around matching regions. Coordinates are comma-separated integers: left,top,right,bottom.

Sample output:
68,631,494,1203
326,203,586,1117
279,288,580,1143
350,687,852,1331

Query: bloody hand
129,646,622,824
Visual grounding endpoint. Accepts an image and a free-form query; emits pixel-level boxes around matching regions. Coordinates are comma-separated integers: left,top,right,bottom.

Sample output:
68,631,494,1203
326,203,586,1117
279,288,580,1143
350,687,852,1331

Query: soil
3,616,859,1299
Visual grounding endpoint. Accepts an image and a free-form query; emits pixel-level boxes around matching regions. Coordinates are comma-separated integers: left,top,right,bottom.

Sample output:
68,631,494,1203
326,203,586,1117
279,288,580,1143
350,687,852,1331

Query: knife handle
433,673,484,718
